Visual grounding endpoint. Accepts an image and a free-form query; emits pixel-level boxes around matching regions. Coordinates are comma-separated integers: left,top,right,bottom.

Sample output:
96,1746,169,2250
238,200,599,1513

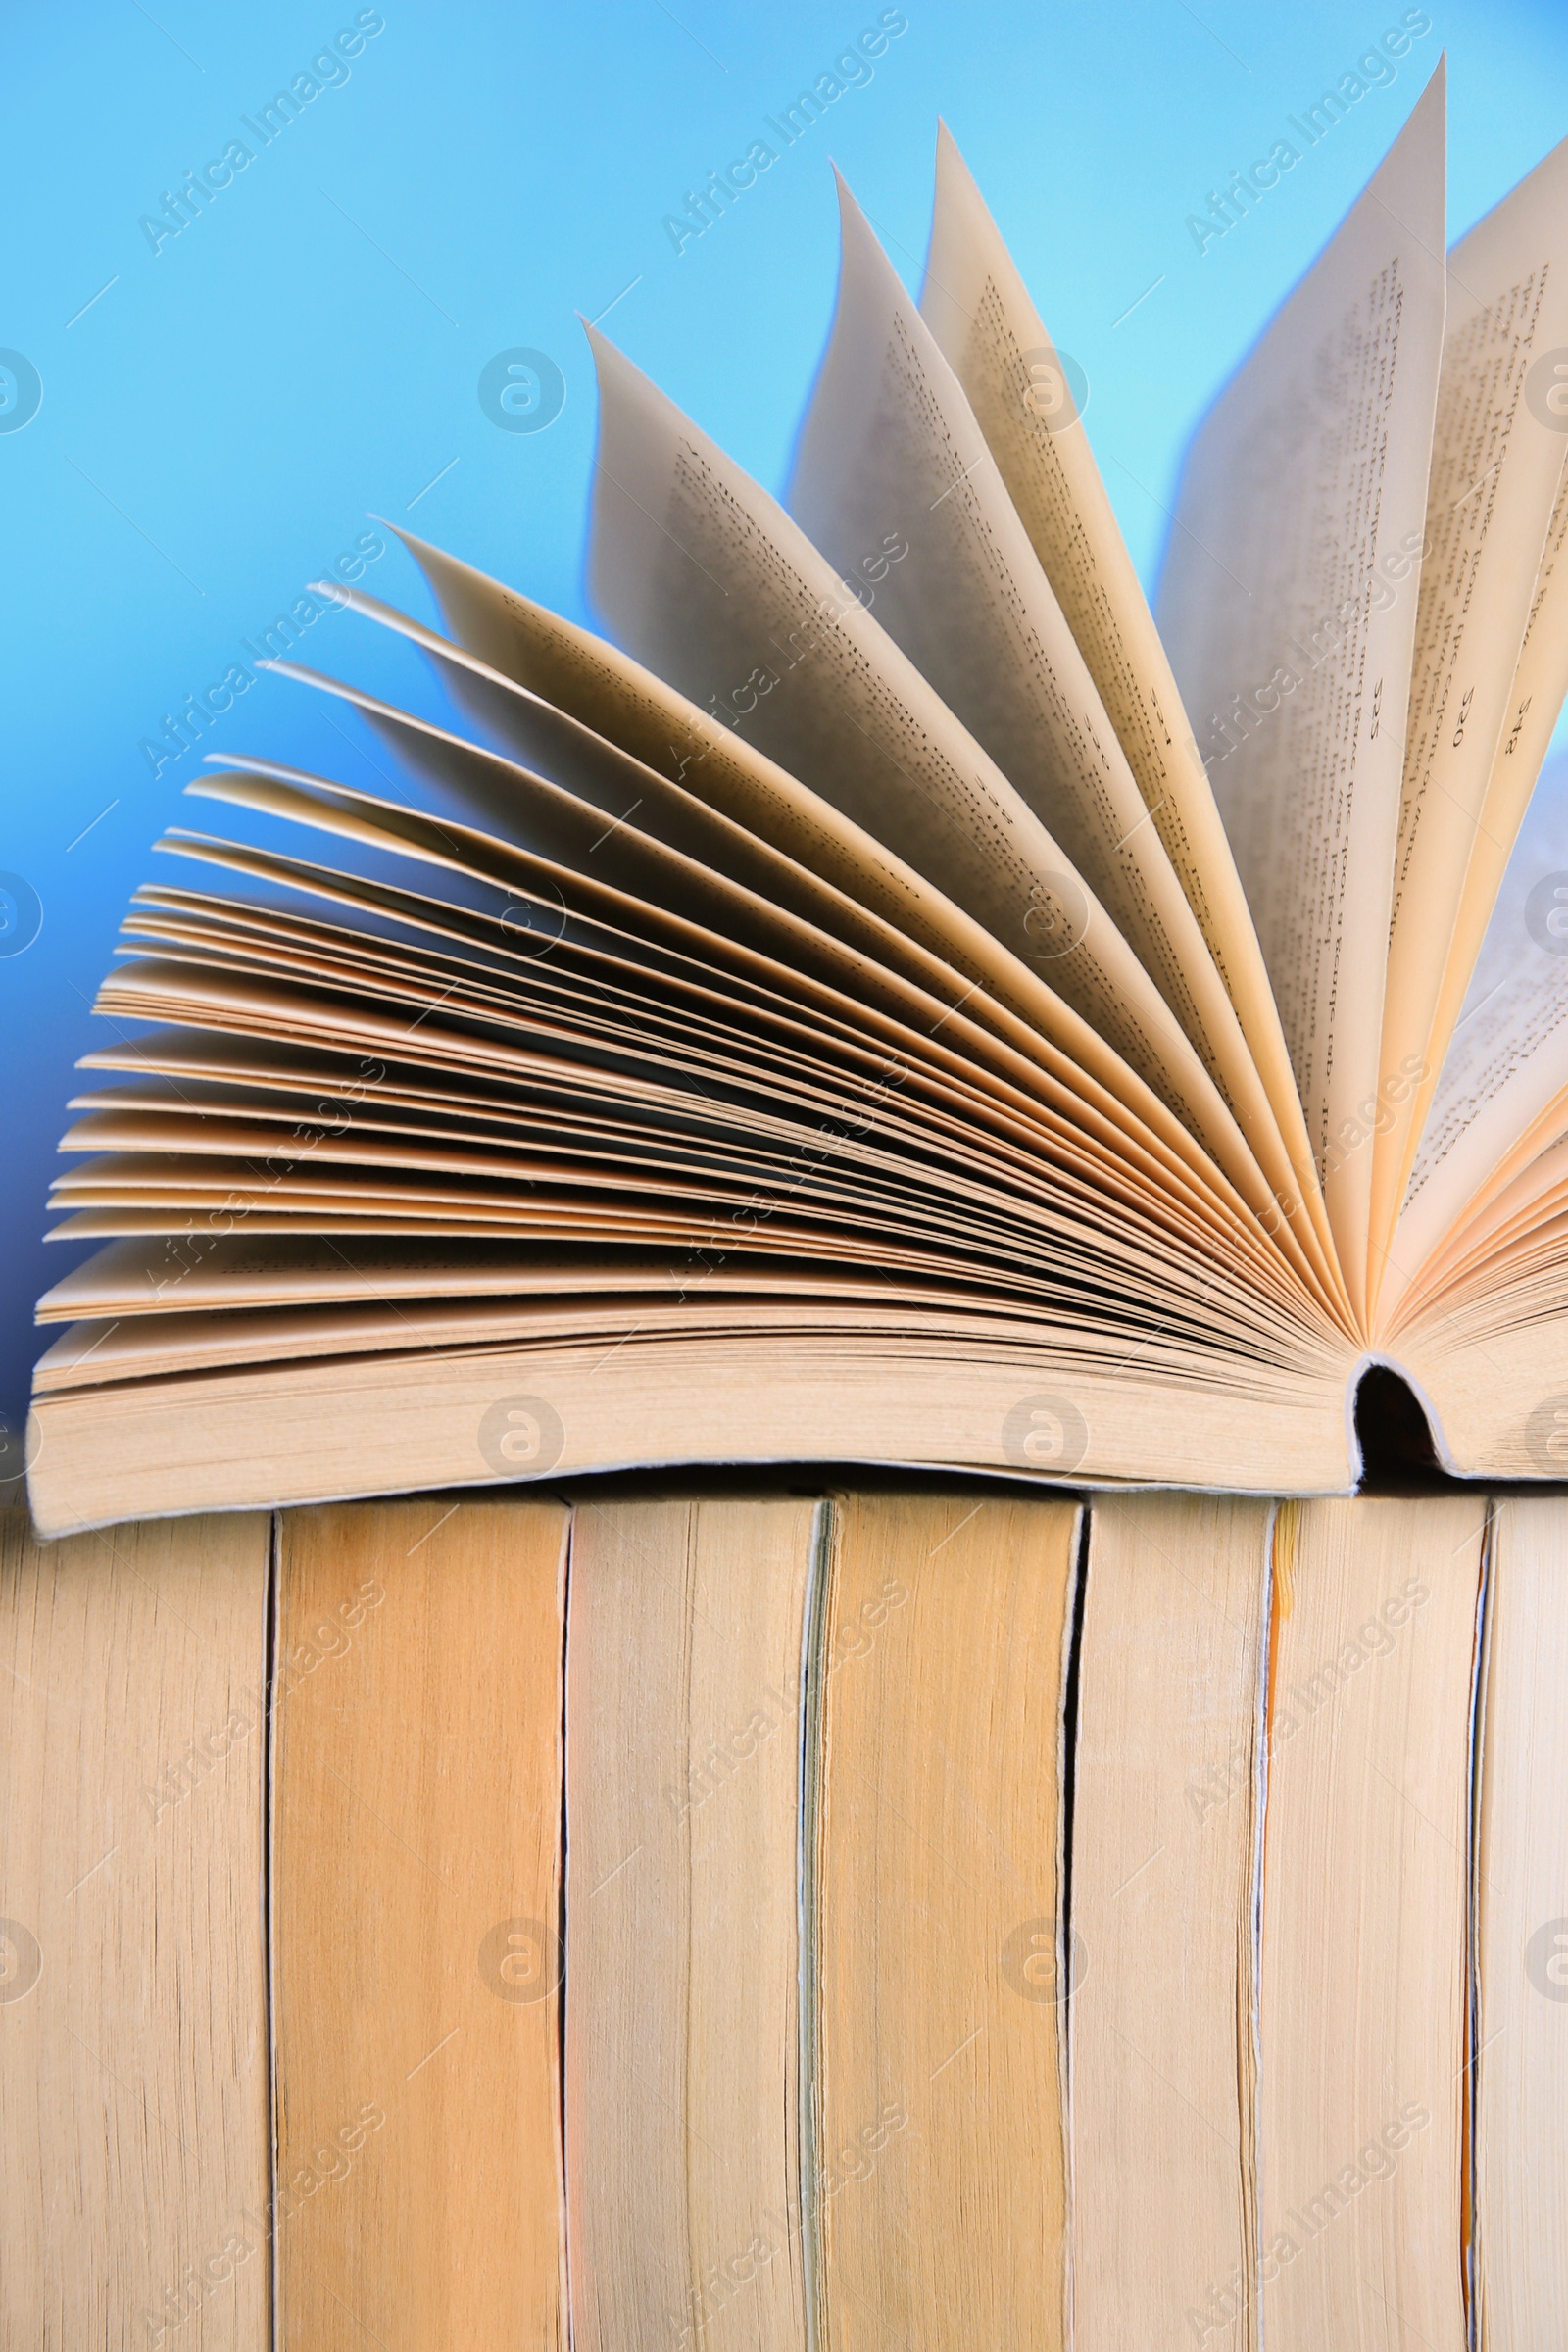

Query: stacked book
2,1486,1564,2346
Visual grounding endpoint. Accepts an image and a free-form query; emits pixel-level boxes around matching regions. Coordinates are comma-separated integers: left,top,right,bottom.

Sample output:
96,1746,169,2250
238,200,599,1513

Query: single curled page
1390,459,1568,1297
584,325,1286,1225
1425,461,1568,1079
918,122,1333,1284
1369,127,1568,1281
1157,65,1448,1322
785,172,1331,1294
1391,754,1568,1297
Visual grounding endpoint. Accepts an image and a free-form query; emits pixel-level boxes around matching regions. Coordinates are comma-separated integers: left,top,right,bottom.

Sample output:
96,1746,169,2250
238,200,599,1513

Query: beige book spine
563,1494,816,2352
810,1491,1080,2350
1255,1495,1483,2347
1473,1496,1568,2339
270,1498,568,2350
1069,1494,1273,2350
0,1508,272,2350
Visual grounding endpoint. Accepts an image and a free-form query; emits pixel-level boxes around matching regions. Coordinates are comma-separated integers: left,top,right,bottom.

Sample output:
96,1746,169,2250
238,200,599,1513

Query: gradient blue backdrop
3,0,1566,1431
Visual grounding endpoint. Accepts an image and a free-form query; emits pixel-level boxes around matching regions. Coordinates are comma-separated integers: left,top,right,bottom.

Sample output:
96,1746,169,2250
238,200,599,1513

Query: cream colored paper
584,326,1280,1212
1157,70,1448,1316
921,122,1337,1289
1371,130,1568,1274
786,172,1331,1291
1390,750,1568,1293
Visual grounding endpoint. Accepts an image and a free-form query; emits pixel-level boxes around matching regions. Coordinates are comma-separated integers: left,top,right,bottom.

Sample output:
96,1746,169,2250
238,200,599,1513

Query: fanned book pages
25,67,1568,1534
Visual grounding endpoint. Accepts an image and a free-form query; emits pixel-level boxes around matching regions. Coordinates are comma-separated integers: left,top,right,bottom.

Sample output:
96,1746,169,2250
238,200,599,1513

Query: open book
26,65,1568,1534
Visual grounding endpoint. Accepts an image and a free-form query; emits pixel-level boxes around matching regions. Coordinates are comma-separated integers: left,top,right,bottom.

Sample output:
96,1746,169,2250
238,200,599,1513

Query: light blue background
3,0,1565,1426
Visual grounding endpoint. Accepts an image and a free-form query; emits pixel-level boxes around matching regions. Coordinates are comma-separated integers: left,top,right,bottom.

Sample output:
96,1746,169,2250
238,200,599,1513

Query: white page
1156,67,1447,1320
786,172,1329,1289
1369,128,1568,1274
1390,751,1568,1293
584,326,1279,1218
